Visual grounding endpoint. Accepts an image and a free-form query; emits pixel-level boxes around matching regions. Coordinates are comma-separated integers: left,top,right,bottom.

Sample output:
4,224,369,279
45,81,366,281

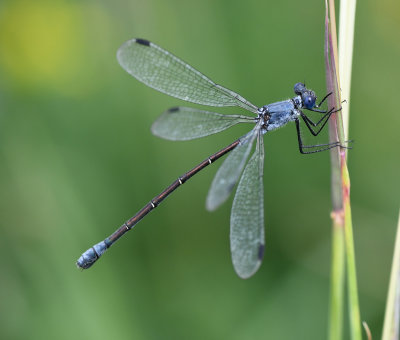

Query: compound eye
304,95,316,109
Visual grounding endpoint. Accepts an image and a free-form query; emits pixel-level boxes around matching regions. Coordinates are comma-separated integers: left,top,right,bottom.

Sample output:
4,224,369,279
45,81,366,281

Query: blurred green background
0,0,399,339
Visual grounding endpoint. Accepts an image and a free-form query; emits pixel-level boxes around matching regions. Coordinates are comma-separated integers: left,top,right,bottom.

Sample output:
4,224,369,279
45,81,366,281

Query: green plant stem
325,0,361,339
338,0,357,139
381,210,400,340
329,219,345,340
341,152,361,339
325,3,346,339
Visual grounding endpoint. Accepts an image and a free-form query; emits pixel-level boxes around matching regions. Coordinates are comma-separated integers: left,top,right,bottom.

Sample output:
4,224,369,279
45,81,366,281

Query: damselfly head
302,90,317,109
294,83,317,109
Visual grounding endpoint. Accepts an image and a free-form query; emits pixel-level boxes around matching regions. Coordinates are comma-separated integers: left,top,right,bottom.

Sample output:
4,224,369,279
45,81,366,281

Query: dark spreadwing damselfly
77,38,348,278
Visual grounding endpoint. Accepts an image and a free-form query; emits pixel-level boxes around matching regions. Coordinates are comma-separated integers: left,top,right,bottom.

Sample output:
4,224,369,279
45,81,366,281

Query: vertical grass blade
325,3,345,339
325,0,361,339
338,0,357,139
329,217,345,340
381,210,400,340
341,151,362,340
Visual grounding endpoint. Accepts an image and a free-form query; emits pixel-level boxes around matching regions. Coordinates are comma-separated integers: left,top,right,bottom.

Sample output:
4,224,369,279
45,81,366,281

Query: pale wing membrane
117,39,258,113
206,122,262,211
230,131,265,279
151,107,254,141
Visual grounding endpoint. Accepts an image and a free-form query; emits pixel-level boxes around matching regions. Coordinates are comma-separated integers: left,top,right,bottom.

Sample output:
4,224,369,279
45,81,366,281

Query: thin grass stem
325,0,361,339
381,210,400,340
329,218,345,340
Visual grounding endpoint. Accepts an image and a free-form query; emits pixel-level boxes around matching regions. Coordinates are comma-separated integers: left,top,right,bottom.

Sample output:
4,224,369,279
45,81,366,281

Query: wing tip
233,243,265,279
205,194,223,212
205,201,216,212
235,260,262,279
116,38,151,63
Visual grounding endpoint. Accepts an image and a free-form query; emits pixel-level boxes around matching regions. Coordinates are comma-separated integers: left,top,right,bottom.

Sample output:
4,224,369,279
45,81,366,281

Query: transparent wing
206,122,262,211
230,131,265,279
117,38,259,113
151,107,254,141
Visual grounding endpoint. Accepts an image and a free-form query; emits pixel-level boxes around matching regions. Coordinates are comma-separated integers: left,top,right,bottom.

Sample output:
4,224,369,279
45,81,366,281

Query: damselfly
76,38,347,278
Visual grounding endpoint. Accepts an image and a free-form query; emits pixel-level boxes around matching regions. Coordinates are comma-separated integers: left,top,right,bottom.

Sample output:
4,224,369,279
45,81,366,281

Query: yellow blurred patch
0,1,110,96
